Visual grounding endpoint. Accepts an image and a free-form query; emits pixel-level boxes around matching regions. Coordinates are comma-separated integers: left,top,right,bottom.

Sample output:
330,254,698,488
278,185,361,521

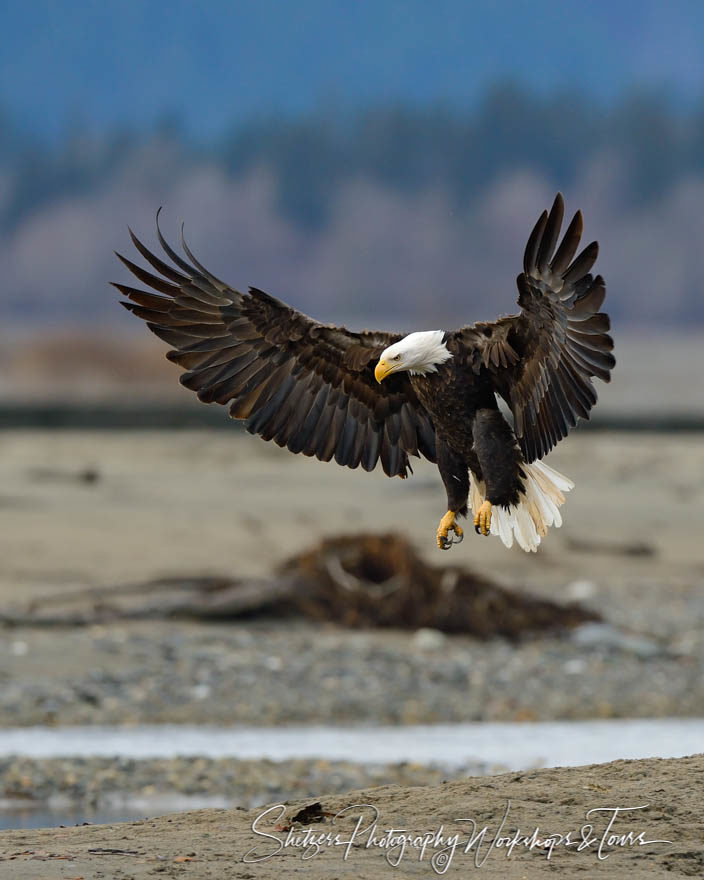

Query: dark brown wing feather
112,215,436,477
455,193,614,462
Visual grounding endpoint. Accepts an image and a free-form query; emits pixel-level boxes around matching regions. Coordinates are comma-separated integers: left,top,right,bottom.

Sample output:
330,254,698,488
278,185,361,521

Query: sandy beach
0,428,702,872
1,755,702,878
0,430,702,727
0,428,702,599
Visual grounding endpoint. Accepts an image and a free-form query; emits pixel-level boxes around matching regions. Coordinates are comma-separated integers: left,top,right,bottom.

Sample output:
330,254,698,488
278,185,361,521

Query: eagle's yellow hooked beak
375,358,393,383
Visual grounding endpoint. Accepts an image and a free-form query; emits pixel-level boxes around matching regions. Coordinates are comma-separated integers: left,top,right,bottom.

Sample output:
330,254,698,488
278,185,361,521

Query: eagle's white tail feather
469,460,574,553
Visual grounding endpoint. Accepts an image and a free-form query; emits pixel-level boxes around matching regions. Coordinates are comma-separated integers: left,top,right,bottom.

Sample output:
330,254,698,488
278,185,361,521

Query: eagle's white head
375,330,452,382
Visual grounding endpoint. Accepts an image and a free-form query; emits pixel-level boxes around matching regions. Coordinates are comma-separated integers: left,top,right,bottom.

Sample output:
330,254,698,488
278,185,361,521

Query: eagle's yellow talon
436,510,463,550
473,500,492,537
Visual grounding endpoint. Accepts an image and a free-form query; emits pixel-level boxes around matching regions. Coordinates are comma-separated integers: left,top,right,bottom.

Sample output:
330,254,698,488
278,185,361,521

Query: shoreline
0,754,701,878
1,717,703,830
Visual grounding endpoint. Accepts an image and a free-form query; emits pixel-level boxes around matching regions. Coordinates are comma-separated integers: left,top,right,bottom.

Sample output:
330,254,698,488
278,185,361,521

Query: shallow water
1,718,702,830
0,717,701,766
0,804,151,831
0,795,231,830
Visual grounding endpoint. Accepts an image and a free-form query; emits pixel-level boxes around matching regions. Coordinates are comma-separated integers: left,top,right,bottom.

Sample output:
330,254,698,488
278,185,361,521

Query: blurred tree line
3,83,704,234
4,83,704,331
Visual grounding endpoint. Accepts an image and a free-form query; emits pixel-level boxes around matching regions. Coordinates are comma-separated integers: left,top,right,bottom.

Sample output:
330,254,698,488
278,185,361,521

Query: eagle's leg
436,439,469,550
474,500,492,536
471,409,524,538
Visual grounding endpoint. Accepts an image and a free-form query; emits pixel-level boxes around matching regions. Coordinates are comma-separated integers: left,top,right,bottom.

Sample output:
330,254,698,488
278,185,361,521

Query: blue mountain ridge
2,0,703,139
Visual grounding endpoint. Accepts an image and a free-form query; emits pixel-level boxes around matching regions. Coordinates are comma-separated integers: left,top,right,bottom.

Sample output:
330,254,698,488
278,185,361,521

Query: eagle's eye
393,354,401,361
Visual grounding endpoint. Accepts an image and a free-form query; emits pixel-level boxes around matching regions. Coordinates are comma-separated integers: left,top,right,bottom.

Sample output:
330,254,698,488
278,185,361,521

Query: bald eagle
113,193,614,552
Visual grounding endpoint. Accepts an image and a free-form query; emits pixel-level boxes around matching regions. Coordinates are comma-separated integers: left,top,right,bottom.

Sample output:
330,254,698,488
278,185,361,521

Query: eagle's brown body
410,358,524,515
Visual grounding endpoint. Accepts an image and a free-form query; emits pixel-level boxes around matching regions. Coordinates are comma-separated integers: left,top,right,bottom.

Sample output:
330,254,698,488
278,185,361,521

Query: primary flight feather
113,193,614,552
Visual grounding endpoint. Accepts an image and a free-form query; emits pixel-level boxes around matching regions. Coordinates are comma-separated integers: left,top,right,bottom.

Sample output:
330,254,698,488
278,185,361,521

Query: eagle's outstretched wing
112,215,436,477
455,193,615,462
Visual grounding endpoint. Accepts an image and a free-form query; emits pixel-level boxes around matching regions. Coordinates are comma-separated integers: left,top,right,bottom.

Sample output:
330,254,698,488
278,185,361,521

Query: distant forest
2,85,704,328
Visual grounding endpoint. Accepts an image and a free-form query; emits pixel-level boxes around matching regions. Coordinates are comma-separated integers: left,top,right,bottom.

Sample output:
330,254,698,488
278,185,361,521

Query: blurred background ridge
1,0,703,416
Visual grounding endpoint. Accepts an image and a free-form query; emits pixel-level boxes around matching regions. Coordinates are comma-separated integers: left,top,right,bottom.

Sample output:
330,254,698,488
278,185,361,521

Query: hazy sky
3,0,704,139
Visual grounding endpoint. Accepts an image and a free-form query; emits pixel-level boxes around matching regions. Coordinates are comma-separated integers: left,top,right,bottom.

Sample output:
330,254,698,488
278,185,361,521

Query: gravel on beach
0,755,489,811
1,616,703,729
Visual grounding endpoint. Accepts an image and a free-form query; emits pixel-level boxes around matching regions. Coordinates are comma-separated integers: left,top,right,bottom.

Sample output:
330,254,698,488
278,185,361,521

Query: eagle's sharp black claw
474,525,481,535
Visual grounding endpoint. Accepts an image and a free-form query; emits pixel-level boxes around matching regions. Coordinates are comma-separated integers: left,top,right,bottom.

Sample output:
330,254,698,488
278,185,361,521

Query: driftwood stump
0,532,598,638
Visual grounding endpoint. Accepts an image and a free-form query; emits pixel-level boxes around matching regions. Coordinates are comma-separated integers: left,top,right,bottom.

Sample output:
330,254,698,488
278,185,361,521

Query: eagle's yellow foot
474,500,492,536
436,510,464,550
